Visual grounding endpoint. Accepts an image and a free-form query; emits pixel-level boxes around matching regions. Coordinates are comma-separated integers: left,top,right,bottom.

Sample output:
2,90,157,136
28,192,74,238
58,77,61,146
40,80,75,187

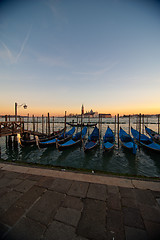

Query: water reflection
0,116,160,178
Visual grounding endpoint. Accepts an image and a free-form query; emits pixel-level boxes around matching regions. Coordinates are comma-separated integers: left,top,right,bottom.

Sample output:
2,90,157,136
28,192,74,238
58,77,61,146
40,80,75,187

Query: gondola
20,129,64,146
38,127,75,148
131,127,160,153
67,122,97,127
119,127,137,154
57,127,87,151
102,126,115,152
84,126,99,152
145,126,160,144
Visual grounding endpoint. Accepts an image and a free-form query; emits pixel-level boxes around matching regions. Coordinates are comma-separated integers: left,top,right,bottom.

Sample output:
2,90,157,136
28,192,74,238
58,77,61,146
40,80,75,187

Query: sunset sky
0,0,160,116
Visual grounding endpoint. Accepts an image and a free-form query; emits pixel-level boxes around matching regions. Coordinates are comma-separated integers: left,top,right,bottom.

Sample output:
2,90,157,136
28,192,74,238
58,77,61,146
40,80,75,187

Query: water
0,116,160,177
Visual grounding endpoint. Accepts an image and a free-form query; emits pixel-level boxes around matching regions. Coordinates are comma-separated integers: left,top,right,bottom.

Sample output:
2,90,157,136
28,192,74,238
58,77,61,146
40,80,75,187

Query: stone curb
0,162,160,191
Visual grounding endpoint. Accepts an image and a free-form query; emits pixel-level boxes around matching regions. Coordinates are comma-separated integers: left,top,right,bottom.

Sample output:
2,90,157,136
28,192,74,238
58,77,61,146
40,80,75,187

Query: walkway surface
0,162,160,240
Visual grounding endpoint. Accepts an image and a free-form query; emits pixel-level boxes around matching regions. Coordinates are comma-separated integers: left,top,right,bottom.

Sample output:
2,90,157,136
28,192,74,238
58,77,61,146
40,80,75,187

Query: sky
0,0,160,116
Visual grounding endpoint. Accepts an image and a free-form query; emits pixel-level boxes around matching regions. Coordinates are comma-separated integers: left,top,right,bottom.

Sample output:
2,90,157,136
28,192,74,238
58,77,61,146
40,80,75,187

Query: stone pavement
0,163,160,240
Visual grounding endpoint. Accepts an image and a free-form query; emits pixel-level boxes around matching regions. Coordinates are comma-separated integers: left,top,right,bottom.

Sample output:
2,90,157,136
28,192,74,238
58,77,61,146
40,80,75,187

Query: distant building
99,113,112,118
84,109,98,118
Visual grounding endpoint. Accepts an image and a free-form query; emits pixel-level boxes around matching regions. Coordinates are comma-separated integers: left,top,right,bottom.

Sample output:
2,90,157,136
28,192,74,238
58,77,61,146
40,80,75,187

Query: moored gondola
102,126,115,152
38,127,75,148
20,129,64,146
131,127,160,153
67,122,97,127
119,127,137,154
57,127,87,151
84,126,99,152
145,126,160,144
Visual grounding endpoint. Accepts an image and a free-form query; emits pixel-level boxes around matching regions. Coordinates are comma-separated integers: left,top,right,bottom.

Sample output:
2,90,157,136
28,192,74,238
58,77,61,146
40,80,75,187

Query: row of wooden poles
2,113,160,136
0,113,159,158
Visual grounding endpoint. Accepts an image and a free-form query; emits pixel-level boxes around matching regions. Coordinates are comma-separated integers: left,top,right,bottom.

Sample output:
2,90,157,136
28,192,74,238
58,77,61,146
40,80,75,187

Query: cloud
73,62,118,76
15,26,32,63
0,40,14,63
0,26,32,64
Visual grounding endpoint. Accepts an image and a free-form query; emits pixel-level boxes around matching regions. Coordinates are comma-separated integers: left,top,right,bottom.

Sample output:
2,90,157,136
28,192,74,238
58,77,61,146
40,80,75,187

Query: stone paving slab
125,226,148,240
0,190,22,213
1,204,25,227
62,195,83,211
42,220,76,240
4,216,46,240
48,178,73,193
0,163,160,240
0,177,23,189
139,205,160,223
107,192,122,210
134,188,158,206
54,207,81,227
35,176,55,188
15,185,46,209
107,209,124,232
123,207,145,229
13,179,36,193
77,199,107,240
68,181,89,198
87,183,107,201
144,220,160,240
26,190,65,226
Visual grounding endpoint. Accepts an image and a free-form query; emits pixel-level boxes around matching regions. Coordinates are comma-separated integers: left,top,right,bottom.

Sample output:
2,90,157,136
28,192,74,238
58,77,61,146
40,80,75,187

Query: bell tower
81,104,84,115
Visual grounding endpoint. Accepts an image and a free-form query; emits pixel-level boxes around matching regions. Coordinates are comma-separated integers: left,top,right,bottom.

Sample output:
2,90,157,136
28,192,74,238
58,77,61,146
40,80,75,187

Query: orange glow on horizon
0,105,159,117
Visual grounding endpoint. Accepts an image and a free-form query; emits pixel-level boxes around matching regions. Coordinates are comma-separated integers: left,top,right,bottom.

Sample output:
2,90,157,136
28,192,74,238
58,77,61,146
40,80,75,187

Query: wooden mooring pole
46,116,48,135
136,115,138,130
139,113,141,148
52,116,54,133
36,117,39,132
128,115,130,135
98,114,101,142
81,114,83,138
142,114,144,134
100,114,102,141
114,115,116,136
27,113,29,131
48,113,50,135
76,115,78,133
42,115,44,134
158,114,160,135
64,111,67,138
33,115,35,132
15,102,17,122
5,115,7,124
117,114,119,148
8,136,12,148
14,135,18,149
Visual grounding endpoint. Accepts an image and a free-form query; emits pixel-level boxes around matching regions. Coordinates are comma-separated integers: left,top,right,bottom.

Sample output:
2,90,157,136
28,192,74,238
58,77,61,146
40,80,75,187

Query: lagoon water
0,116,160,177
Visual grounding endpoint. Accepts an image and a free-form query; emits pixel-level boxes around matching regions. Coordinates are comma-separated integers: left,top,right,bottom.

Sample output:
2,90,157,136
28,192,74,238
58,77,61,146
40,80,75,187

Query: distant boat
57,127,87,151
84,126,99,152
20,129,64,146
38,127,75,148
119,127,137,154
145,126,160,144
102,126,115,152
67,122,97,127
131,127,160,153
